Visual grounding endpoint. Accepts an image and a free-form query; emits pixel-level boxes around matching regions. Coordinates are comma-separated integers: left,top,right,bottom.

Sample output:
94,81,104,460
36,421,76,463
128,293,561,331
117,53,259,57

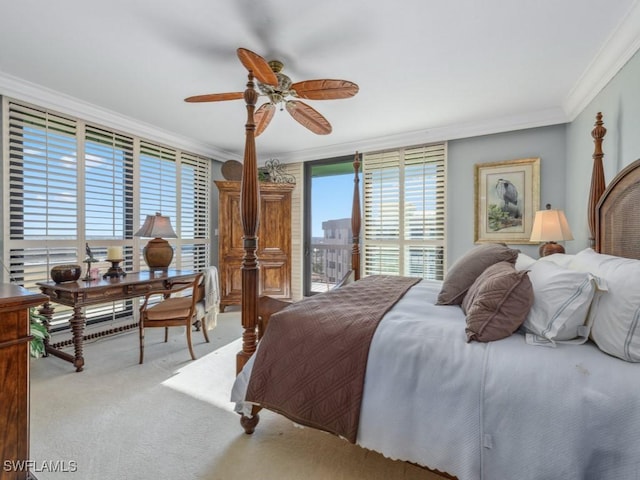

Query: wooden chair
138,273,204,364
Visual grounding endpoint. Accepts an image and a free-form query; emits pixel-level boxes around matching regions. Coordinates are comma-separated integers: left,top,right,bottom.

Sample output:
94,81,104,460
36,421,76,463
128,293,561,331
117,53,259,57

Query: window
7,103,79,289
304,156,358,295
3,99,211,326
363,143,446,280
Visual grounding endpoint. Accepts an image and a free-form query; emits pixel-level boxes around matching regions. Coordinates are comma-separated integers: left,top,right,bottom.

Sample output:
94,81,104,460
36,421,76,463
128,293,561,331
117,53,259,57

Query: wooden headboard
595,158,640,259
588,112,640,260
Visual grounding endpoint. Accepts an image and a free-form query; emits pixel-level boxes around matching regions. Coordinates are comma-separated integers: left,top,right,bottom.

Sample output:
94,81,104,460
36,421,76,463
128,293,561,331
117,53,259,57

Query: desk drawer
126,281,166,296
85,286,127,301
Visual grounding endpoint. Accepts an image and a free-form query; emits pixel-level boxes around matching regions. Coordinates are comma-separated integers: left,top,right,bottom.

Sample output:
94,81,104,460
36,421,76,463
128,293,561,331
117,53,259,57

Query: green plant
29,307,49,358
487,204,510,231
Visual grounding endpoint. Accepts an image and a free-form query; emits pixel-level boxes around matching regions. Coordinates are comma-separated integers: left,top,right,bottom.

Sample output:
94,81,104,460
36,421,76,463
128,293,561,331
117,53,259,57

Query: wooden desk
36,270,196,372
0,284,48,480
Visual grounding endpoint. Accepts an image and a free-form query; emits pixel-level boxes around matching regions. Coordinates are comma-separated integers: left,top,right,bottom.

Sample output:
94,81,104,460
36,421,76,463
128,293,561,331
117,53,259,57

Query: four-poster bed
233,65,640,479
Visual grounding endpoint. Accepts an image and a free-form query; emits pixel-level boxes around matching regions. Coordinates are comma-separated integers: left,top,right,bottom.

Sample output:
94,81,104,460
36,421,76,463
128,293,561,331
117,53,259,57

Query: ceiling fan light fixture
276,72,292,92
185,47,358,136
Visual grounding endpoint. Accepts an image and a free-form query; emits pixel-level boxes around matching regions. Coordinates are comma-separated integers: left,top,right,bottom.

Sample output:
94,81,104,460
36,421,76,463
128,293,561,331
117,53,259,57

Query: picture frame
474,157,540,244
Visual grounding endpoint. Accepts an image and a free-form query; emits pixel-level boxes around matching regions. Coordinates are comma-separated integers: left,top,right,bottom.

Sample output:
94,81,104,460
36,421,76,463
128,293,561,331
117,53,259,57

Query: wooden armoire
215,180,294,312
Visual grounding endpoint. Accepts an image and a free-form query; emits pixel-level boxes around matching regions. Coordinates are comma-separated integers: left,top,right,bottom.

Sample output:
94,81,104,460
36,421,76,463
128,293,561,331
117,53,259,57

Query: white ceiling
1,0,639,163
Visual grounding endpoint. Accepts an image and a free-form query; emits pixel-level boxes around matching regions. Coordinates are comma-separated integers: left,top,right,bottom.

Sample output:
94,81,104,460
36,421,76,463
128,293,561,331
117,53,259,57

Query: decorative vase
143,238,174,269
50,264,82,283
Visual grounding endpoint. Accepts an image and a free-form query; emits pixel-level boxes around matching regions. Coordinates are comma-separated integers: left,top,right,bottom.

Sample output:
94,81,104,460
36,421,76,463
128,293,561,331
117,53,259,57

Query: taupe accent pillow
462,261,533,343
437,243,519,305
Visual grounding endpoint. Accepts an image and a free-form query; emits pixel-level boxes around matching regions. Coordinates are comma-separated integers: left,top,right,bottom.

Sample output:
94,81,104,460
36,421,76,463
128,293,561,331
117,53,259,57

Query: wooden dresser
216,180,294,311
0,285,48,480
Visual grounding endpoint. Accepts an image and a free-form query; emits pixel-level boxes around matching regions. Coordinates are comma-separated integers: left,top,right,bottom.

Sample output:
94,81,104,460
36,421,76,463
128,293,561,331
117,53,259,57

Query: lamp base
143,238,174,269
539,241,565,257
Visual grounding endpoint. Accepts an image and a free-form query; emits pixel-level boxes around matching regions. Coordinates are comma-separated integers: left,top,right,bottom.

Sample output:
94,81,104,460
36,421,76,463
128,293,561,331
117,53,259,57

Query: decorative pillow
462,261,533,343
569,248,640,362
437,243,519,305
522,260,605,346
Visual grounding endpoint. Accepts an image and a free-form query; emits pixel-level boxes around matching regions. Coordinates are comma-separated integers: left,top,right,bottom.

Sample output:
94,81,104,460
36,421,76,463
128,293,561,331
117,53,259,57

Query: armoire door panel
259,261,290,297
227,195,245,253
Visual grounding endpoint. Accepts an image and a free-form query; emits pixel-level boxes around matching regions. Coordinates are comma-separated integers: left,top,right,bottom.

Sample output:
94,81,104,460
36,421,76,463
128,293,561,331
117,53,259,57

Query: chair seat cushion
146,297,193,320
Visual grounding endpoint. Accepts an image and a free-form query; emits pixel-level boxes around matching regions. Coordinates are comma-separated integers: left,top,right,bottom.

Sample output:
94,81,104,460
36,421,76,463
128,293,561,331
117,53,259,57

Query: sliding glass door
303,156,359,296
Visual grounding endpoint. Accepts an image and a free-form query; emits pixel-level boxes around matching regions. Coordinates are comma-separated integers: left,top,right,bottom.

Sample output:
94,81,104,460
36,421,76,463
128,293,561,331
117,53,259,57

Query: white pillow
538,253,576,269
570,248,640,362
515,252,536,271
522,260,604,346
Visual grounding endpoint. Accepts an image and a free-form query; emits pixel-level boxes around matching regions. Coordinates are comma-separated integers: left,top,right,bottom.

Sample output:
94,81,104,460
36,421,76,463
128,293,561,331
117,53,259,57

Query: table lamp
134,212,178,269
530,204,573,257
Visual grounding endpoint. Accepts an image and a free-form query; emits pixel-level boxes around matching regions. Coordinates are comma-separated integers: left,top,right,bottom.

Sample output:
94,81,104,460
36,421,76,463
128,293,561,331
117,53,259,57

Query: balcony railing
309,243,352,294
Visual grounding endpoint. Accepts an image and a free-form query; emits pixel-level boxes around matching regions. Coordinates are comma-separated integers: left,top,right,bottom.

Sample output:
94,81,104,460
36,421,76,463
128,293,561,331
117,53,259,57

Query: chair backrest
168,273,203,309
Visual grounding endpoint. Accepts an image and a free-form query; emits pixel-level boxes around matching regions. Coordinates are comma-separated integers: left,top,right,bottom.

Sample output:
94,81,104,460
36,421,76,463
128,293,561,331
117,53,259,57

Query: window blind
85,125,134,242
139,141,178,227
4,99,212,326
179,152,210,271
7,103,79,287
363,143,446,280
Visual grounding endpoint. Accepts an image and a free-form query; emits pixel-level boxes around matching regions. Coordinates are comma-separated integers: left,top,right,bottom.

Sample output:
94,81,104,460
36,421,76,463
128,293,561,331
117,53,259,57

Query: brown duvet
245,275,421,442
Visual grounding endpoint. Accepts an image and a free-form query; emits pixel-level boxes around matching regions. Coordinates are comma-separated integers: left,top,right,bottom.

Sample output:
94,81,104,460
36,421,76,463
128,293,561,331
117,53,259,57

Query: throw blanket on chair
245,275,421,442
196,266,219,329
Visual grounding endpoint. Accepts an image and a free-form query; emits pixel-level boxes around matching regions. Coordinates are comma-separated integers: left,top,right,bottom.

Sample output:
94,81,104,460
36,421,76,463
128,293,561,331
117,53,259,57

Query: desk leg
70,305,85,372
41,303,86,372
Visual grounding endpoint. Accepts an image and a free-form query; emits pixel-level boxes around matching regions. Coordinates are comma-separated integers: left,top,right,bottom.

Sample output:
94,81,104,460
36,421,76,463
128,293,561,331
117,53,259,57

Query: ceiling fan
184,48,359,136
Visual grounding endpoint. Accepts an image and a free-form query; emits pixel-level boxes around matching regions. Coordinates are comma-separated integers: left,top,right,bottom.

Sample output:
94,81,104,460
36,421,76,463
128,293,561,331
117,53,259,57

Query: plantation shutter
139,141,178,267
84,125,136,321
7,102,79,286
363,143,446,280
179,152,210,271
85,125,135,242
4,99,212,328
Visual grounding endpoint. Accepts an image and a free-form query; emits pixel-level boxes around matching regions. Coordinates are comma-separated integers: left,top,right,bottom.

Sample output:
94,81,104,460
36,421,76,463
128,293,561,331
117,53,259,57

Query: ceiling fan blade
237,48,278,87
291,79,359,100
184,92,244,103
254,103,276,137
285,101,332,135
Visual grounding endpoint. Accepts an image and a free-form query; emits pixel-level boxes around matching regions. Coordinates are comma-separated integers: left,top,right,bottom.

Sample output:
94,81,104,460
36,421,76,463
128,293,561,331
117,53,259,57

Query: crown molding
0,72,236,160
563,0,640,120
275,107,568,164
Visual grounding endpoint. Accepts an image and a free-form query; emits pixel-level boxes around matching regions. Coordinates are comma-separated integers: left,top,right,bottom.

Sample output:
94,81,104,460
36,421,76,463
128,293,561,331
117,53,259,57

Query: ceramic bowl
50,264,82,283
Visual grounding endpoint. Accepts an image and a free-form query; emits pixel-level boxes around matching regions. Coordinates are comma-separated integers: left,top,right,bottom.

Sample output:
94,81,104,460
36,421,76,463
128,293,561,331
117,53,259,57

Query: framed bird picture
474,157,540,244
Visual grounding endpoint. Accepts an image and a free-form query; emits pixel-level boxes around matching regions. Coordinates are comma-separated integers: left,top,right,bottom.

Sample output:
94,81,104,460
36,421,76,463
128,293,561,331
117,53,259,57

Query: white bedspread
232,280,640,480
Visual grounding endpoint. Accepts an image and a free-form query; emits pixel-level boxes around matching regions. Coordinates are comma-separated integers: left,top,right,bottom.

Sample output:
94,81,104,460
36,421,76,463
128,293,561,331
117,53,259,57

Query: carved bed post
588,112,607,249
237,71,260,374
351,152,361,280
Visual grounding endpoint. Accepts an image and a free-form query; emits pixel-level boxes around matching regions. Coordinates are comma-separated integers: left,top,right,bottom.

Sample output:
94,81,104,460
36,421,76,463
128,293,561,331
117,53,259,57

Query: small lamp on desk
530,204,573,257
134,212,178,269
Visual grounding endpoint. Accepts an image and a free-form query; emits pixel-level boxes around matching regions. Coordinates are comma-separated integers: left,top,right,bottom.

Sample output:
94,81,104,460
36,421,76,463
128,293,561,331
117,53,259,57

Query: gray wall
446,124,567,265
446,47,640,266
565,48,640,252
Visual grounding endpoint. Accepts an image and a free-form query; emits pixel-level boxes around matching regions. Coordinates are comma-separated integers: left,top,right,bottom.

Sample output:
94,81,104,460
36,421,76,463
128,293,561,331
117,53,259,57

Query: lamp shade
134,213,177,239
530,204,573,257
134,213,177,269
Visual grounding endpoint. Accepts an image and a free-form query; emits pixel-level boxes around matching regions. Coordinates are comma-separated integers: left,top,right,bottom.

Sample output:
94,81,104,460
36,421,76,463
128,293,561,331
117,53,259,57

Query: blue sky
311,173,355,237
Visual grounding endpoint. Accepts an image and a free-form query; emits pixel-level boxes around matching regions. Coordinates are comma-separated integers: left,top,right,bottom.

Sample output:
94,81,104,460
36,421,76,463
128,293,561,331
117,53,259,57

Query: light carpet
29,312,446,480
